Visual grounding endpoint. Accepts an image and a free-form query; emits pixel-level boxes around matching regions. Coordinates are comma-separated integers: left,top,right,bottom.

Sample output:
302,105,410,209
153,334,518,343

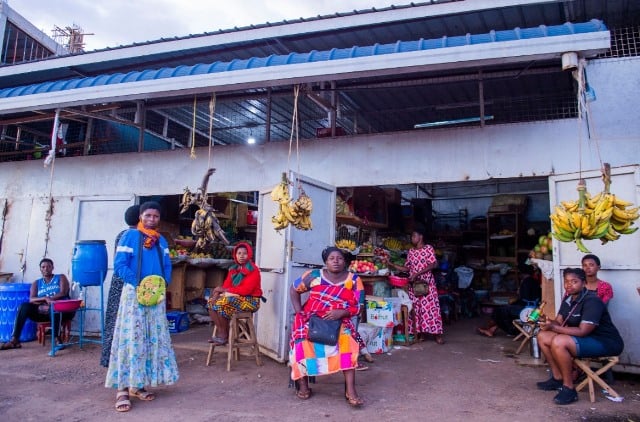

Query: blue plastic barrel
0,283,37,342
71,240,108,286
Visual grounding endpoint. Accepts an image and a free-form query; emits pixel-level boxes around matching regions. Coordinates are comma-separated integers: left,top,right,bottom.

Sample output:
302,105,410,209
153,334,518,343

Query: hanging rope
207,93,216,169
190,96,197,159
287,85,302,191
43,110,60,257
581,61,604,169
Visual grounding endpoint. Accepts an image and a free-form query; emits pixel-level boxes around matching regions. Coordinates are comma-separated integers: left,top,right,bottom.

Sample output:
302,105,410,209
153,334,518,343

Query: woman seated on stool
535,267,624,405
207,242,262,345
1,258,74,350
289,246,364,407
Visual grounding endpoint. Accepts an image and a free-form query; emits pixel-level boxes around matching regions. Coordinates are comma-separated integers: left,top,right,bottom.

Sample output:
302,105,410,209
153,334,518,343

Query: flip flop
0,341,21,350
356,362,369,371
115,391,131,412
129,388,156,401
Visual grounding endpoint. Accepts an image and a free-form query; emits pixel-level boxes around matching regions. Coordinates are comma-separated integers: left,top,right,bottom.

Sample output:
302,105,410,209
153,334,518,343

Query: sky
14,0,400,51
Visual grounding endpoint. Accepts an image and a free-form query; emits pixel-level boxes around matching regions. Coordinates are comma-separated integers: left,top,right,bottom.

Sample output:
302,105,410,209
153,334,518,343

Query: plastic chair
206,311,262,371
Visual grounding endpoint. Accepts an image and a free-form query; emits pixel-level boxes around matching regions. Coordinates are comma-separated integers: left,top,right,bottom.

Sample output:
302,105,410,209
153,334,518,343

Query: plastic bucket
72,240,108,286
0,283,37,342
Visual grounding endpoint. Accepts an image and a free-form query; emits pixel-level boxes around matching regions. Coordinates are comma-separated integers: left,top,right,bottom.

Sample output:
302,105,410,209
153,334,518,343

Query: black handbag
307,315,341,346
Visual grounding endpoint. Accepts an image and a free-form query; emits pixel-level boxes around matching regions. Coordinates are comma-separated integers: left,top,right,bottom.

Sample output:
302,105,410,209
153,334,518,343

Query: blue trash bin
72,240,108,286
0,283,37,342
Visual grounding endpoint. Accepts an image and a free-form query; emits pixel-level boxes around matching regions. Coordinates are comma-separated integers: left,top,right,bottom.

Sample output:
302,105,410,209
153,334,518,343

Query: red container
52,299,82,312
388,275,409,287
246,210,258,225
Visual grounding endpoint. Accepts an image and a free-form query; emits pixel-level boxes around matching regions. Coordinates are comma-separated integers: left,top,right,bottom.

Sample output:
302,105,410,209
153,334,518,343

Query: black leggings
11,302,75,341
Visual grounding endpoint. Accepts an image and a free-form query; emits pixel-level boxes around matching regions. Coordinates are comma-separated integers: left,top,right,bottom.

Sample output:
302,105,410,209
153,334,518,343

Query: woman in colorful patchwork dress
289,246,364,407
105,201,178,413
206,242,262,345
385,227,444,344
581,254,613,305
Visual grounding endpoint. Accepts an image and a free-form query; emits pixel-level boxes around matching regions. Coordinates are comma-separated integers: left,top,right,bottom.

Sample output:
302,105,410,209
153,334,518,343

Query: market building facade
0,1,638,370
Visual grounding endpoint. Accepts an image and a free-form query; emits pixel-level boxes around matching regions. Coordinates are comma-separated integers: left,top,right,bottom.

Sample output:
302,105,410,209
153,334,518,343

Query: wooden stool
574,356,620,403
512,319,537,355
206,312,262,371
37,320,71,346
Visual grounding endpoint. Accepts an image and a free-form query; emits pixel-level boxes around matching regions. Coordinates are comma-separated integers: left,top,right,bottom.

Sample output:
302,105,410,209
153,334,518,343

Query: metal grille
599,26,640,58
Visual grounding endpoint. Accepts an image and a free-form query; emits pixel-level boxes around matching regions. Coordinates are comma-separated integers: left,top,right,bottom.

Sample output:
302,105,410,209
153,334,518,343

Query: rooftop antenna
51,24,94,53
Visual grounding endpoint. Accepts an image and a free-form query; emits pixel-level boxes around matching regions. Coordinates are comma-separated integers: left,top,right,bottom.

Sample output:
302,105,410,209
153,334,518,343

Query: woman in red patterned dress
386,227,444,344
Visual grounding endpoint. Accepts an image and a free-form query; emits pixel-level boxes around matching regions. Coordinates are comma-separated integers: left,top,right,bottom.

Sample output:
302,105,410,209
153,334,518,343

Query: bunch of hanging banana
551,176,638,252
271,174,293,231
290,191,313,230
270,173,314,231
191,207,230,252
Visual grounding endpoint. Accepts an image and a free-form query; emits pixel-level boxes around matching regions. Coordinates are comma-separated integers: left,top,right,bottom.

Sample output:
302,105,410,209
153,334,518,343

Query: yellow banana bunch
336,239,357,251
382,237,403,251
270,175,313,231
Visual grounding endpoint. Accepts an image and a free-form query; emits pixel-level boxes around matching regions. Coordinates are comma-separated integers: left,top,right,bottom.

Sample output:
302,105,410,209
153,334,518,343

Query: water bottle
530,336,540,359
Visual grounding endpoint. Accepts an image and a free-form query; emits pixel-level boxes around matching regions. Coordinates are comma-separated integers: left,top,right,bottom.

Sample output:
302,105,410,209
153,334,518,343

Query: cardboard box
366,326,393,354
365,296,402,328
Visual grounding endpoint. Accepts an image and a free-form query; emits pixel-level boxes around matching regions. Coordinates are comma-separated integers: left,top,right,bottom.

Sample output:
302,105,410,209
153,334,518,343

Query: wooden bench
574,356,620,403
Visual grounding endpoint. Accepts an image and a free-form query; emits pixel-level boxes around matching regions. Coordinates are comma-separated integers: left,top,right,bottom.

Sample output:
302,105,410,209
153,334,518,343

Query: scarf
136,222,160,249
229,261,256,286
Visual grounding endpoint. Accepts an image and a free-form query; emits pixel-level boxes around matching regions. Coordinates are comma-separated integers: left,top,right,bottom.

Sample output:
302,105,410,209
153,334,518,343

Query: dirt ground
1,317,638,422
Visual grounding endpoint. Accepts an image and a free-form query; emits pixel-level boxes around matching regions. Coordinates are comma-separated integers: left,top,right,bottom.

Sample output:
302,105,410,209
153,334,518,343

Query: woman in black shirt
535,267,623,405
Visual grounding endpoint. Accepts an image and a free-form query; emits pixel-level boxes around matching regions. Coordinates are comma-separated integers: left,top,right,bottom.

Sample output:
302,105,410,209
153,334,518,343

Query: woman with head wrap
105,201,178,412
289,246,364,407
206,242,263,345
100,204,139,367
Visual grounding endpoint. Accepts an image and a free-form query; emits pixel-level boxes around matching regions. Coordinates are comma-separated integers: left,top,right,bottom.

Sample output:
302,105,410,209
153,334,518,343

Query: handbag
135,234,166,307
412,282,429,297
307,315,341,346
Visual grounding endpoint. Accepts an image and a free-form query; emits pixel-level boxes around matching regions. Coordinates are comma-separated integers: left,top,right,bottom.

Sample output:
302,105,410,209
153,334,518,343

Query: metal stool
206,311,262,371
574,356,620,403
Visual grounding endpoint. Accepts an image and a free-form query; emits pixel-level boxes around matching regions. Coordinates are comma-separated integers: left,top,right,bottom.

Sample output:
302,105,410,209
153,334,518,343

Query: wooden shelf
336,214,387,229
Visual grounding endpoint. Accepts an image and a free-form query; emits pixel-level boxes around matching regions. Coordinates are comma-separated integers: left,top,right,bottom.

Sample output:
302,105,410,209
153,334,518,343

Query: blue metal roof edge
0,20,606,99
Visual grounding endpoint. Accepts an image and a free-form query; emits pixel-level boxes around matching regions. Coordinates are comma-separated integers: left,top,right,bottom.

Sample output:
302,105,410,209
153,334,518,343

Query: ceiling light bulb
247,136,256,144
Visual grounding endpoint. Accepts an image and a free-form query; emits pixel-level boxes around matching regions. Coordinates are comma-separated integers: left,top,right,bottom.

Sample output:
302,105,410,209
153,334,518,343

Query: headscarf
228,242,256,286
137,201,162,249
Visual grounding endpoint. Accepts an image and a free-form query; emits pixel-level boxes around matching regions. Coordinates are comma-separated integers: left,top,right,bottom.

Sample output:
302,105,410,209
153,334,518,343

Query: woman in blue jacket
105,201,178,412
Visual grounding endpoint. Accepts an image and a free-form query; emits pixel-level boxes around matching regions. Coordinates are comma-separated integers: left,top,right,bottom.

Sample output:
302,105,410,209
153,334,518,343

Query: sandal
115,391,131,412
295,388,312,400
363,353,374,363
345,394,364,407
129,388,155,401
208,336,228,345
0,341,21,350
356,362,369,371
434,335,445,345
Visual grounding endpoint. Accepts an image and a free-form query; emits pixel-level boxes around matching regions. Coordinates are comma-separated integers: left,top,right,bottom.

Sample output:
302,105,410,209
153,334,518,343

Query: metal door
255,172,335,362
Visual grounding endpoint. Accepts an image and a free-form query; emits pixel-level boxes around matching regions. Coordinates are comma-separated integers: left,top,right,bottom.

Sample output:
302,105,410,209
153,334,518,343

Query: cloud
14,0,396,50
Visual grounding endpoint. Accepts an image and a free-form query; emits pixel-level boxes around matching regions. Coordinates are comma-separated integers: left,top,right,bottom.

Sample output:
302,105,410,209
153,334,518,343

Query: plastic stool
37,320,71,346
